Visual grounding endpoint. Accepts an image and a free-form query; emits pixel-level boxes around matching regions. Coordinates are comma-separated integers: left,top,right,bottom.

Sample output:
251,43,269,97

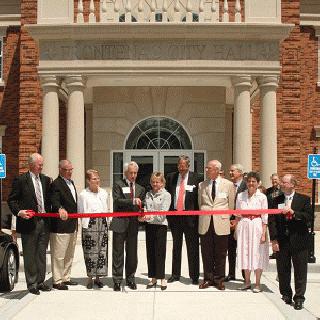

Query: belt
246,215,261,220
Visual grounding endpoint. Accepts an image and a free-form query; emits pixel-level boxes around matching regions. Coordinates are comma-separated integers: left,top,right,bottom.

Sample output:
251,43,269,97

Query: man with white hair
198,160,235,290
269,174,312,310
110,161,146,291
8,153,52,295
50,160,78,290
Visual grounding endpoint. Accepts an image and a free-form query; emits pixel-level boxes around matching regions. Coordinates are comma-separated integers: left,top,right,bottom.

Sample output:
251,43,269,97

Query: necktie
130,182,134,200
35,176,44,213
176,175,185,211
211,180,216,202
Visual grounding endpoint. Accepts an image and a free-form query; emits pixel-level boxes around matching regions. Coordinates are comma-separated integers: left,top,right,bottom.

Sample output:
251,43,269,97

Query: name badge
185,185,195,192
217,192,227,199
278,203,285,209
122,187,130,194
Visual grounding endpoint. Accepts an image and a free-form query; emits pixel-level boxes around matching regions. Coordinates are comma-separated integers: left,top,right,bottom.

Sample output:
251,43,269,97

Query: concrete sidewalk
0,231,319,320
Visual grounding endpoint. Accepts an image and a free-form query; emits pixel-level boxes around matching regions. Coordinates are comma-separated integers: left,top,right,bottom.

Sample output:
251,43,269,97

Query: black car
0,231,19,291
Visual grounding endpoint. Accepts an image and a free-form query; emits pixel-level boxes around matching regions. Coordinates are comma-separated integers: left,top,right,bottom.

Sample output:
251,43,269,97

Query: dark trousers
21,218,50,290
200,219,228,283
112,219,138,284
169,217,199,280
227,230,237,277
146,224,167,279
276,240,308,302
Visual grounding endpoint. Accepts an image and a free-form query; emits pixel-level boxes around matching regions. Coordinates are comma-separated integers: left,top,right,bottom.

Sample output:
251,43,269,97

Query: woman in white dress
236,171,269,292
78,169,109,289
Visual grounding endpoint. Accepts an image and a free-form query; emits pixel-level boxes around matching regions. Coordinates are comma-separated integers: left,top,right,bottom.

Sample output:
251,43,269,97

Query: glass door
159,150,194,178
124,150,158,192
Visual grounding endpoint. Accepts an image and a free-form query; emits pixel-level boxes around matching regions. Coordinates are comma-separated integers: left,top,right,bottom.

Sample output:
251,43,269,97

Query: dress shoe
199,280,213,289
294,301,303,310
214,280,225,291
29,288,40,295
160,280,167,291
241,283,251,291
53,283,68,290
281,295,292,305
94,279,104,288
38,283,51,291
167,276,180,283
126,281,137,290
114,283,121,291
63,280,78,286
86,280,93,289
225,275,236,282
192,278,199,285
146,281,157,289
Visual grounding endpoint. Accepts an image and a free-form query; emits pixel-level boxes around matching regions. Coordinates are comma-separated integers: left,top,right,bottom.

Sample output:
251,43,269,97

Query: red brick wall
0,27,21,199
276,0,319,195
74,0,100,22
59,100,67,161
249,0,319,195
19,0,41,176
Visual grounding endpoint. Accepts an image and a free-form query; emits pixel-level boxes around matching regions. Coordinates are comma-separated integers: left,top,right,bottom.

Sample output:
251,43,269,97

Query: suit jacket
268,192,312,251
110,179,146,233
198,177,235,236
236,180,247,199
166,171,201,228
7,172,51,234
50,176,78,233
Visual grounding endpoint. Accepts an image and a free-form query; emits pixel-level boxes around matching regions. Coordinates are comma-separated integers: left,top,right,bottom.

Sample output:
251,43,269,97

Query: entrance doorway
111,116,205,190
111,150,205,191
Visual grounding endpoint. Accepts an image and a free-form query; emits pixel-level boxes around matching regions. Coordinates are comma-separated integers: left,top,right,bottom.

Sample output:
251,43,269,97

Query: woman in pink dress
236,171,269,293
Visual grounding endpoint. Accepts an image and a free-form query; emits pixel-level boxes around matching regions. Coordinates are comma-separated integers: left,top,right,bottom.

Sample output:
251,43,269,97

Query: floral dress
78,187,109,277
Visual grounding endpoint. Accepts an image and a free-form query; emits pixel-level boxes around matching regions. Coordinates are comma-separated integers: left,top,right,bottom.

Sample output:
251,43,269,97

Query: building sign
0,153,6,179
40,40,279,61
307,154,320,179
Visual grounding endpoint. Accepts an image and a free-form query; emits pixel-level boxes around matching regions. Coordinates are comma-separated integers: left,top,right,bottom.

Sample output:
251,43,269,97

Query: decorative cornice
26,23,294,42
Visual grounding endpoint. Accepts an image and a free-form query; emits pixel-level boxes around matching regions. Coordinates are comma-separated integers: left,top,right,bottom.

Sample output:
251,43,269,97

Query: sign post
307,151,317,263
0,154,6,230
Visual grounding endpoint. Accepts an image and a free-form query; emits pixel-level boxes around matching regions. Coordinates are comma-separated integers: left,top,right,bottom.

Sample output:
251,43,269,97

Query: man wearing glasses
50,160,78,290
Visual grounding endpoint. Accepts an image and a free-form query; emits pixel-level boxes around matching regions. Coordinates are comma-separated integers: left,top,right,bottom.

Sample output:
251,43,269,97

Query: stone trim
26,23,293,41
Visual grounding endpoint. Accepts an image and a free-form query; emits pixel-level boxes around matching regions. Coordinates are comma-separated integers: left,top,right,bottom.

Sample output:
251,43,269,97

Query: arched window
125,117,192,150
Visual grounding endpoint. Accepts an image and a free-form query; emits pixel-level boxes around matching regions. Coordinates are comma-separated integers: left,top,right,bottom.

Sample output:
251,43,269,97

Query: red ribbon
26,208,283,219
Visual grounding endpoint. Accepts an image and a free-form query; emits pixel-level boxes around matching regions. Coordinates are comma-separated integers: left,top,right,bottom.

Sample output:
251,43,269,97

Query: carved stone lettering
39,40,279,61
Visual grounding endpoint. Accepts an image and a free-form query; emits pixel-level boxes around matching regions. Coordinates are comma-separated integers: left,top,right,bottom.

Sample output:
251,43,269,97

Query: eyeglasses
61,168,73,172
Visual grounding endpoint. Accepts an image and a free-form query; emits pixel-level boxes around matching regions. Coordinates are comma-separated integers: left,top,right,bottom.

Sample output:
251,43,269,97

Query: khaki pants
50,232,77,284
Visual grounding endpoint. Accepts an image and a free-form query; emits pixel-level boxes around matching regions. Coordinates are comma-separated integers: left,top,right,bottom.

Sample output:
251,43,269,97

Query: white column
232,75,252,172
257,76,279,186
41,75,60,179
65,75,86,192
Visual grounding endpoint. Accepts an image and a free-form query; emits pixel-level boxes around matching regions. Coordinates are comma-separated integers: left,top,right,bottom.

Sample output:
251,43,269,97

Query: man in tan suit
198,160,235,290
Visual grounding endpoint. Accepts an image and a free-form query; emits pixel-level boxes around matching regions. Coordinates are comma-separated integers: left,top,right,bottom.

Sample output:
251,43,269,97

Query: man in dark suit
50,160,78,290
269,174,312,310
266,173,282,200
110,161,146,291
166,155,201,284
225,163,247,282
8,153,52,295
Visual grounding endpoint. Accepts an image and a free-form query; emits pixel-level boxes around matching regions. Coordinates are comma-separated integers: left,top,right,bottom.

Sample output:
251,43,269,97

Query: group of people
7,153,312,311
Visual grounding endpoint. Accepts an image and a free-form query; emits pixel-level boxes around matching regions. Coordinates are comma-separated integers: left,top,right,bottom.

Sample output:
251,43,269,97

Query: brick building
0,0,320,226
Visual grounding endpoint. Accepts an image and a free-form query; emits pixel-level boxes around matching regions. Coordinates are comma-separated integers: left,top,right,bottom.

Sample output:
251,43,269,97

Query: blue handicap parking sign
0,154,6,179
308,154,320,179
